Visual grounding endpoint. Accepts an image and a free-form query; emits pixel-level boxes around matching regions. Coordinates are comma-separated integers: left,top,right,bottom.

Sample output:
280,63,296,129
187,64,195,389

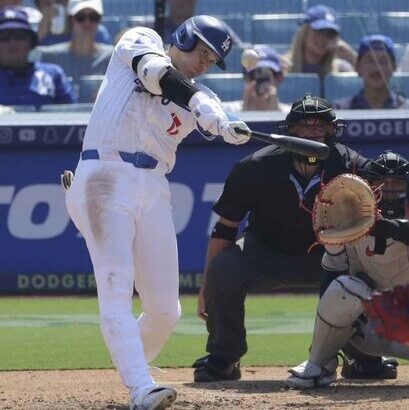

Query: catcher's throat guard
312,173,378,245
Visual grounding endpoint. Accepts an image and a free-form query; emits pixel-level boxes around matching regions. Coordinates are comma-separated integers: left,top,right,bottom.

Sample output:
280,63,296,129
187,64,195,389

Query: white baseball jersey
322,232,409,290
83,27,216,174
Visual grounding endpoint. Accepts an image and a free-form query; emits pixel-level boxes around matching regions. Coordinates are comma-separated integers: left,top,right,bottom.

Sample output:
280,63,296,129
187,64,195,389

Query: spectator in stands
0,7,75,107
0,0,42,25
284,5,356,93
222,46,290,112
397,43,409,73
334,35,409,109
162,0,196,44
114,27,130,46
38,0,113,98
35,0,112,45
158,0,242,46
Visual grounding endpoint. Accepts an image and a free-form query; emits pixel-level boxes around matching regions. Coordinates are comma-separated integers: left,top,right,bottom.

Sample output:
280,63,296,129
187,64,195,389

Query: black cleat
341,355,398,380
192,355,241,382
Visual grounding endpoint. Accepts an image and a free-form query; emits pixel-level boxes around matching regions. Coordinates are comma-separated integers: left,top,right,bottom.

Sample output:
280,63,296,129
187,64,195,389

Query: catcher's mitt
363,285,409,344
312,173,378,245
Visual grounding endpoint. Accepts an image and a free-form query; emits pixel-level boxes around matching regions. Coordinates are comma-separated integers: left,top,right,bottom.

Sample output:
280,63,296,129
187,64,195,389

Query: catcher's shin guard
309,275,372,367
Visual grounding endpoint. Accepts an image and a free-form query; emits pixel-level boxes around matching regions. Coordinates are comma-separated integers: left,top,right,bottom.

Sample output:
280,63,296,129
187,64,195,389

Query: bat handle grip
234,127,249,135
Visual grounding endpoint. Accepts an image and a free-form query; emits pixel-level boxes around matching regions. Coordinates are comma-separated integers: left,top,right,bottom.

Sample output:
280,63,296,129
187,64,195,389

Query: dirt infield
2,366,409,409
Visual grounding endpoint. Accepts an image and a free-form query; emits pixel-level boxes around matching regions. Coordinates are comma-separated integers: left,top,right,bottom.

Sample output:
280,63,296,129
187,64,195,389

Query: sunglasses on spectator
74,13,101,23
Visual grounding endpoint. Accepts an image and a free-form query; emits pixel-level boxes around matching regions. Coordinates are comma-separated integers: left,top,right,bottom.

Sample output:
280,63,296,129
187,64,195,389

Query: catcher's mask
363,150,409,218
280,93,345,165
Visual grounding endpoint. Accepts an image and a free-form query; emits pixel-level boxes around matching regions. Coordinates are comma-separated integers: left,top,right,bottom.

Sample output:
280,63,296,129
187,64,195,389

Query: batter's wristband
159,66,198,106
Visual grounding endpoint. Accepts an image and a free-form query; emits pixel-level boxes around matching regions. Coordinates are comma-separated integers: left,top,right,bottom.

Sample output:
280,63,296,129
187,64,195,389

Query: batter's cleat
284,358,338,389
130,386,177,410
341,355,398,380
192,354,241,382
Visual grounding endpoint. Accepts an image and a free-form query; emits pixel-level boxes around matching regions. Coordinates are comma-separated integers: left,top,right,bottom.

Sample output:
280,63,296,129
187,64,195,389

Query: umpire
193,94,397,382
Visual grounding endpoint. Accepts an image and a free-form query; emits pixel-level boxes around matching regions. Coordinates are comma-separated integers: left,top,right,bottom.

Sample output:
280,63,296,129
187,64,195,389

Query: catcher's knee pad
309,275,373,367
319,275,372,327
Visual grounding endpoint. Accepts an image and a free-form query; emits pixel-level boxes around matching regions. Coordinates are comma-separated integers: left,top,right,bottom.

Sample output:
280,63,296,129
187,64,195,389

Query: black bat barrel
234,128,330,160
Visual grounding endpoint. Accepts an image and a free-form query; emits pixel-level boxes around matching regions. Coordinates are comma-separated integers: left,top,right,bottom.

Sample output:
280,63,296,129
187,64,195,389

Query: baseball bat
235,128,330,160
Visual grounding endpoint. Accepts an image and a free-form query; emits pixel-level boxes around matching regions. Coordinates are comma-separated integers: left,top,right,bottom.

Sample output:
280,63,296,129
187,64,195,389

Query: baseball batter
65,15,250,410
285,151,409,389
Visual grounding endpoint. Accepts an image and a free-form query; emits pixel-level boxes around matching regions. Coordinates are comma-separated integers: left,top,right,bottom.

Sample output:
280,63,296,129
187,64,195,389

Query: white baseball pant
66,159,181,396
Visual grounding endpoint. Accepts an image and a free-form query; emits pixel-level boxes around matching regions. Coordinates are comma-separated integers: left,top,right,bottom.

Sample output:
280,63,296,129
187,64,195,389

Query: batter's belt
81,149,158,169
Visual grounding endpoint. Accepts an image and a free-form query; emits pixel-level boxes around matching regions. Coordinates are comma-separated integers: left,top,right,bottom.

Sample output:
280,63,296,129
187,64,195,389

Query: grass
0,295,318,370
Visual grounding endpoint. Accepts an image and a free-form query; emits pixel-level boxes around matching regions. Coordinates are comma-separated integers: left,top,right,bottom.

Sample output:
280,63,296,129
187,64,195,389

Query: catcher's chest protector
347,237,409,290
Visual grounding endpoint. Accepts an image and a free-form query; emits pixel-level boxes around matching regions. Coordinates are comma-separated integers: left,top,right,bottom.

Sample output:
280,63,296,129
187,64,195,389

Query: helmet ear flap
178,26,197,51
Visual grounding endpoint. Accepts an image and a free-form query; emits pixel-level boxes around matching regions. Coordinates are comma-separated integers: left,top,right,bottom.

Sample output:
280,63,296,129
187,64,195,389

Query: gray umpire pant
204,231,323,362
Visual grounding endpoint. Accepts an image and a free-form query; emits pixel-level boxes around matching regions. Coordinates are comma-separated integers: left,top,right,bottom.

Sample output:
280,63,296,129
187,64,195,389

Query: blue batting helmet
171,15,232,71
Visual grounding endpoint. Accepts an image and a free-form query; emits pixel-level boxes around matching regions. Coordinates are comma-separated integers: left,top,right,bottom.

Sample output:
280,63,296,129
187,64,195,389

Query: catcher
285,150,409,389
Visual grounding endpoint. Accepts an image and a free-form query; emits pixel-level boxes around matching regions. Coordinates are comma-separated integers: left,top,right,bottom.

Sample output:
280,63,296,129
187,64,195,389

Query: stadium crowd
0,0,409,110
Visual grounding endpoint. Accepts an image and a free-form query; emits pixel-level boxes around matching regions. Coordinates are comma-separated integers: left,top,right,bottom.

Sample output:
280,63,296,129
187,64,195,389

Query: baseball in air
241,49,259,70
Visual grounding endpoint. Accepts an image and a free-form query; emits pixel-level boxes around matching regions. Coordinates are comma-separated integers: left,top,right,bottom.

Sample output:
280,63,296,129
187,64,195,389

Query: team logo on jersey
134,78,147,93
366,246,375,257
166,113,181,135
365,242,393,256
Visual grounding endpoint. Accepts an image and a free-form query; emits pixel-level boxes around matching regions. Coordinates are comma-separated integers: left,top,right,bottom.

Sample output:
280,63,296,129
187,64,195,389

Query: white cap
67,0,103,16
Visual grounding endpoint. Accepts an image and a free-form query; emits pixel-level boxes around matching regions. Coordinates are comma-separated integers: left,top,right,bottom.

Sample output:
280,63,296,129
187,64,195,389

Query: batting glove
189,91,229,135
189,92,250,144
219,120,250,145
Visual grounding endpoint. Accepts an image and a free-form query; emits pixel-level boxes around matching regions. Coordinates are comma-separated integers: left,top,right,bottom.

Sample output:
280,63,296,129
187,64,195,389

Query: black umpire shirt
213,143,369,255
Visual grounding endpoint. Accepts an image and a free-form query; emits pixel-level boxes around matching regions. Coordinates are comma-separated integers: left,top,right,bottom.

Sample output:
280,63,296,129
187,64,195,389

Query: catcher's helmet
171,15,232,71
367,151,409,178
366,151,409,218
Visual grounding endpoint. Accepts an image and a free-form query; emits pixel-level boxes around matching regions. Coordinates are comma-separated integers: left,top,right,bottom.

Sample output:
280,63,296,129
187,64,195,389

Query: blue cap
246,45,282,74
303,5,340,33
358,34,395,62
0,7,38,46
0,7,35,33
